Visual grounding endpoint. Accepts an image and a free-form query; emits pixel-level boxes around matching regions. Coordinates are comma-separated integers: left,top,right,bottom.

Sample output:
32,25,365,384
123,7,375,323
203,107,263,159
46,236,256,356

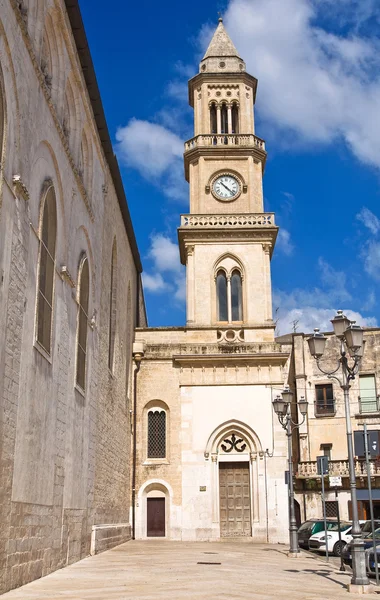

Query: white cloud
142,272,168,293
223,0,380,168
273,257,377,335
143,234,186,305
357,207,380,235
277,307,377,335
148,234,181,273
276,228,294,256
115,119,187,201
364,241,380,281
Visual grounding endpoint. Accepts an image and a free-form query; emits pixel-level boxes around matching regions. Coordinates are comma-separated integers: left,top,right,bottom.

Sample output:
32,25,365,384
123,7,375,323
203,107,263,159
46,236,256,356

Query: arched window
231,103,239,134
76,257,89,391
231,270,243,321
221,103,228,134
36,185,57,354
210,103,217,134
108,239,117,371
216,270,228,321
147,409,166,458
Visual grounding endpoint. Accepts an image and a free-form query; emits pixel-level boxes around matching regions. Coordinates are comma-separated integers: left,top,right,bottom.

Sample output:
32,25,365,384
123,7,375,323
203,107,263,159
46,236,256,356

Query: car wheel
334,541,345,557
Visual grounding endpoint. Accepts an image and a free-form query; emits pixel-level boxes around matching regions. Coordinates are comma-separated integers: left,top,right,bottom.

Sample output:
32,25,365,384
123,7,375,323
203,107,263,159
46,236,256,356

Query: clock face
213,174,240,201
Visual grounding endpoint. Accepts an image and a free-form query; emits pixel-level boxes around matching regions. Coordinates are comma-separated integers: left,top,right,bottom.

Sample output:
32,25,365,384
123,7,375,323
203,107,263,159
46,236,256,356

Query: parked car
366,545,380,576
298,519,346,550
343,524,380,567
308,521,352,556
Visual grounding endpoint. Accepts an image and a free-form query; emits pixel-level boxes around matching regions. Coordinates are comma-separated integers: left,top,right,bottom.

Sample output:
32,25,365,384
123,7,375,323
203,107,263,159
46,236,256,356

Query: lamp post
307,310,369,589
272,387,308,556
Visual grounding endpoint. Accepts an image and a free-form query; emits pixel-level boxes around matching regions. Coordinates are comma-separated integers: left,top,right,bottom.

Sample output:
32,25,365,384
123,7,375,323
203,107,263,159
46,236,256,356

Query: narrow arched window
231,270,243,321
210,103,217,134
36,185,57,354
0,67,4,165
221,103,228,134
148,410,166,458
108,239,117,371
231,103,239,134
76,257,89,391
216,270,228,321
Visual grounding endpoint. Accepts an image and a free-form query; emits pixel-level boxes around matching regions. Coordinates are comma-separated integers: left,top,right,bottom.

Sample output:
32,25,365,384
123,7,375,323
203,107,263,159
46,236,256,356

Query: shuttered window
359,375,378,413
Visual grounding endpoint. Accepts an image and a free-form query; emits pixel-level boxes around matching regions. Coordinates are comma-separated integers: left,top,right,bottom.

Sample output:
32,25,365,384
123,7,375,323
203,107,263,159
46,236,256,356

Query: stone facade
277,329,380,523
0,0,145,593
133,21,291,544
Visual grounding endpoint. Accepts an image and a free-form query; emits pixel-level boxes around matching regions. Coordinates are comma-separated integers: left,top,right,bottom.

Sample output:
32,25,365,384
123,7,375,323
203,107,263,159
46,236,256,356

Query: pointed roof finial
218,12,223,23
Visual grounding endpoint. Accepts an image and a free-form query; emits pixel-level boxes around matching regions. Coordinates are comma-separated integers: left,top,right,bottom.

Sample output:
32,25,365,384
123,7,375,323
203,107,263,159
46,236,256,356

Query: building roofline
64,0,142,273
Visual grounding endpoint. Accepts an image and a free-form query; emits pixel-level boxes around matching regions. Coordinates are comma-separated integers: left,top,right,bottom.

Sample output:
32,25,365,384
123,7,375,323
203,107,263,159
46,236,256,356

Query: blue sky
80,0,380,333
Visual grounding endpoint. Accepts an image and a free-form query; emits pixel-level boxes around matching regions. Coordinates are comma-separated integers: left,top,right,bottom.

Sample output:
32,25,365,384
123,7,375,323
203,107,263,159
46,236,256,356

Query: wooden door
147,498,165,537
219,462,251,537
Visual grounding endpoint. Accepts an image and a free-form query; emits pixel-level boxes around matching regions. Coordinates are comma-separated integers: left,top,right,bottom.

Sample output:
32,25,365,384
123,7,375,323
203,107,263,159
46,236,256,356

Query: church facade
134,20,291,543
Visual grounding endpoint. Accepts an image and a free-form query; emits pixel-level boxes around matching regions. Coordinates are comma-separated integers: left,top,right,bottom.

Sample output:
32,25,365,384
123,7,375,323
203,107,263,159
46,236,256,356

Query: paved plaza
3,540,377,600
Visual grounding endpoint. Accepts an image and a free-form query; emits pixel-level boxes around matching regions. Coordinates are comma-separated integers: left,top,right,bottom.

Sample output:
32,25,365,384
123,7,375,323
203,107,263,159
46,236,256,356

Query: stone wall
0,0,142,593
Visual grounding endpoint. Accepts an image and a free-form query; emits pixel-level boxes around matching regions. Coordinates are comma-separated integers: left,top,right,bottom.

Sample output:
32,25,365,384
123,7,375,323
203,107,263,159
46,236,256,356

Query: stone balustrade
180,213,275,228
184,133,266,152
296,459,380,478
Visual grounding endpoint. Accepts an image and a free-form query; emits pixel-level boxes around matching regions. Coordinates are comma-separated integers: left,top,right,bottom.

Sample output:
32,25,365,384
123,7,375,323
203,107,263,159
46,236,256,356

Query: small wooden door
219,462,251,537
147,498,165,537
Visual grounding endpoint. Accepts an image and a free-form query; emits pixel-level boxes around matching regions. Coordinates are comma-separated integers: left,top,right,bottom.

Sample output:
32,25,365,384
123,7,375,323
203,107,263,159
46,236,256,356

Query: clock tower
134,19,290,544
178,18,277,340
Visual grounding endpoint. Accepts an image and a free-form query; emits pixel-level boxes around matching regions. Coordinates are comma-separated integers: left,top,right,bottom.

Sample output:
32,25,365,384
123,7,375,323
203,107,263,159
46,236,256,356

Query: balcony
359,395,380,415
184,133,265,152
180,213,275,228
297,459,380,479
314,399,336,417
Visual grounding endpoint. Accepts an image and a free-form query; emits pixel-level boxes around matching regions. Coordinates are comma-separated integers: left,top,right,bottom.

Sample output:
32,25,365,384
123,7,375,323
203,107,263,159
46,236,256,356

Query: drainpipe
131,342,144,540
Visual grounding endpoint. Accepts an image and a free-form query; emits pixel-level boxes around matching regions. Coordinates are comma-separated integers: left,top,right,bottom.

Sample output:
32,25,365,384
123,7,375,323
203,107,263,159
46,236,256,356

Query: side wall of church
0,0,140,593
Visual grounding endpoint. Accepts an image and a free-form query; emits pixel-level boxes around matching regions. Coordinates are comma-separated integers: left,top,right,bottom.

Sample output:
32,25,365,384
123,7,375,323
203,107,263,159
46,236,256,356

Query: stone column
211,454,219,522
250,452,259,523
227,275,232,323
216,105,221,135
186,245,195,325
262,244,272,321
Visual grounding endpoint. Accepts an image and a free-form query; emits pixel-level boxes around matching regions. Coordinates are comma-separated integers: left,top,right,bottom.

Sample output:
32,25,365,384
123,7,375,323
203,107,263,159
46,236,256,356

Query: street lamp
272,387,308,556
307,310,369,590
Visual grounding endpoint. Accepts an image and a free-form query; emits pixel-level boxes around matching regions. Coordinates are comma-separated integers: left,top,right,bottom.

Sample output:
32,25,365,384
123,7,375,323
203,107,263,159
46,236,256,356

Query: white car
308,522,353,556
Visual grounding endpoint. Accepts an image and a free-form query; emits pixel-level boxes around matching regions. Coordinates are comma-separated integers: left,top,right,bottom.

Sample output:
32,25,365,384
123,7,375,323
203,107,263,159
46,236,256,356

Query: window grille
76,257,89,391
325,501,338,518
359,375,378,413
36,186,57,354
148,410,166,458
315,384,335,416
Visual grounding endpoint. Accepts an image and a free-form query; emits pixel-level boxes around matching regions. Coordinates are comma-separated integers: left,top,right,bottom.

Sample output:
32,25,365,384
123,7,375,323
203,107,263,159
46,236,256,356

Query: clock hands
219,181,234,194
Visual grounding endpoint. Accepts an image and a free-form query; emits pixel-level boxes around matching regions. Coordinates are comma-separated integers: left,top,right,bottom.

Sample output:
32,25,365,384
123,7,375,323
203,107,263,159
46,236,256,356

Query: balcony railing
359,395,380,414
184,133,266,152
180,213,275,228
314,399,336,417
297,459,380,478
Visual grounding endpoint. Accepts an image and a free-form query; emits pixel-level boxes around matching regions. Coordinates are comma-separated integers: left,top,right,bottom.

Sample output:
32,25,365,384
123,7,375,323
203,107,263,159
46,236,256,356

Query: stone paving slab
2,541,377,599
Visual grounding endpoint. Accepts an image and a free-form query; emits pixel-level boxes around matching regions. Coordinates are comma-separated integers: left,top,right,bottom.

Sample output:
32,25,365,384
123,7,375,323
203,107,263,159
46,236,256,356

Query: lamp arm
288,412,307,431
342,354,362,383
315,357,341,377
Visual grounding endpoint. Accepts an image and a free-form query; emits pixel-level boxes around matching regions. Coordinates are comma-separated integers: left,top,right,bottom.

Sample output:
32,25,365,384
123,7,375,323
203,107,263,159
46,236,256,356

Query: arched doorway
137,480,172,539
204,420,262,538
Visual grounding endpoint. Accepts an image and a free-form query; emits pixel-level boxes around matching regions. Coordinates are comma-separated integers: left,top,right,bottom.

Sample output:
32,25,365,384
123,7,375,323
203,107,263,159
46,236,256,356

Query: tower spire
199,20,245,73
